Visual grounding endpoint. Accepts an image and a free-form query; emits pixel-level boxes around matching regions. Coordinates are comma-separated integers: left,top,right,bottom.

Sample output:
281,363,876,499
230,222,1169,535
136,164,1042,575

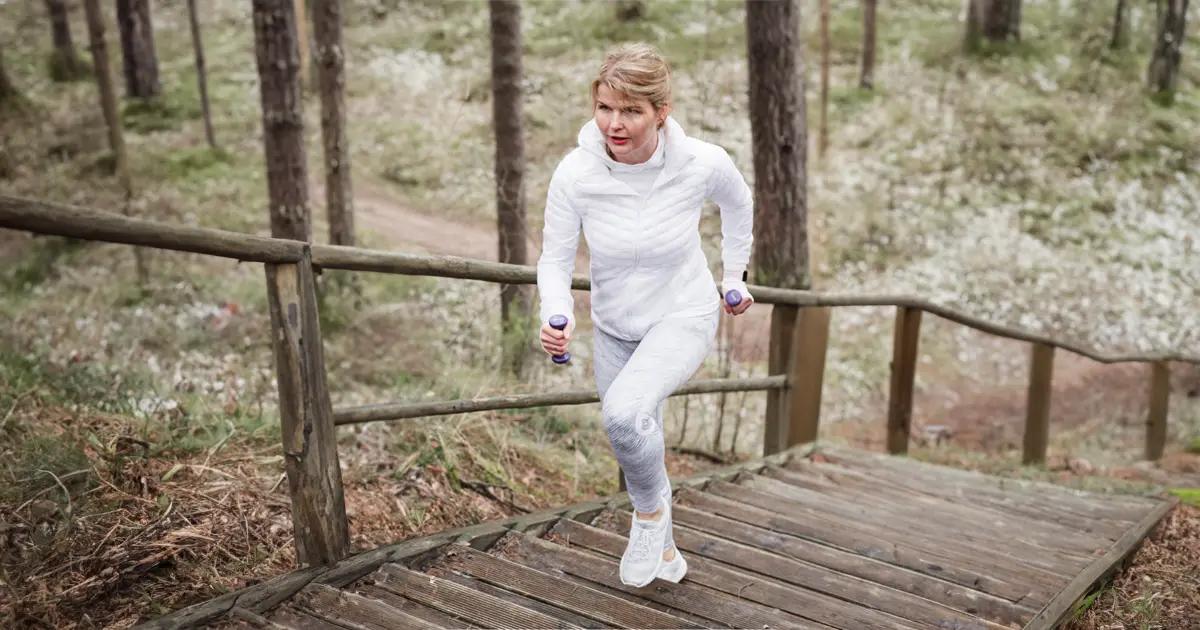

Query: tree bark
115,0,161,99
1148,0,1189,102
745,0,810,291
1111,0,1130,50
860,0,877,88
965,0,1022,51
186,0,217,148
312,0,354,247
490,0,532,376
45,0,89,82
819,0,830,158
83,0,148,287
295,0,311,89
252,0,312,243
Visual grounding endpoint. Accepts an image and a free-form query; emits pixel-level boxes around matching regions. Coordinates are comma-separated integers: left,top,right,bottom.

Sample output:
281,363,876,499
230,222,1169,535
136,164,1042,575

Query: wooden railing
3,194,1198,569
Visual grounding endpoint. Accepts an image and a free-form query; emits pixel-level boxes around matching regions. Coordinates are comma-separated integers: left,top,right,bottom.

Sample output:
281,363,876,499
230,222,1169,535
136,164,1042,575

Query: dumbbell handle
548,314,570,364
725,289,742,307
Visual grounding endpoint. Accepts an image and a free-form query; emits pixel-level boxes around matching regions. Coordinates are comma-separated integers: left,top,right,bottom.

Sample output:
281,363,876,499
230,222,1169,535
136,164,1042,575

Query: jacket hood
576,115,694,173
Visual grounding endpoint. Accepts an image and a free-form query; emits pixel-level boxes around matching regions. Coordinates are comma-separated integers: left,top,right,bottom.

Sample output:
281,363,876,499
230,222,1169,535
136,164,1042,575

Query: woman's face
594,83,666,164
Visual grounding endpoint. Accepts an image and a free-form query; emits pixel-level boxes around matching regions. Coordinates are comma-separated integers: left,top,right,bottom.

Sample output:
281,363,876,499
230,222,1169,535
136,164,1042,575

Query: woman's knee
602,395,660,446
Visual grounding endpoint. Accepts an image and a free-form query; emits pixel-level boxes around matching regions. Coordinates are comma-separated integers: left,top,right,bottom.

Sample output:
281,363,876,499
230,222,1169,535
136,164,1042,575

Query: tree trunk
489,0,532,376
1148,0,1189,102
295,0,311,89
186,0,216,148
45,0,89,82
818,0,830,158
1111,0,1130,49
252,0,312,243
312,0,353,247
965,0,1022,51
83,0,148,287
115,0,161,98
745,0,810,291
860,0,877,89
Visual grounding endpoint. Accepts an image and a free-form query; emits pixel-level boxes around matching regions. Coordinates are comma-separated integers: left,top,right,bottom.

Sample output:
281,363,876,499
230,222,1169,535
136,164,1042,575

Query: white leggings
593,308,720,520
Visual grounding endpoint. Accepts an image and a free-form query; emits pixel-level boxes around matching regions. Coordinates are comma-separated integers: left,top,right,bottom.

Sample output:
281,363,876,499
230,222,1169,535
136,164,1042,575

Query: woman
536,42,754,587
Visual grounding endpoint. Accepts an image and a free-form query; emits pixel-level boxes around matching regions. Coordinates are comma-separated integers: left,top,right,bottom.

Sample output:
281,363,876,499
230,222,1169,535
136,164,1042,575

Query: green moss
1170,488,1200,507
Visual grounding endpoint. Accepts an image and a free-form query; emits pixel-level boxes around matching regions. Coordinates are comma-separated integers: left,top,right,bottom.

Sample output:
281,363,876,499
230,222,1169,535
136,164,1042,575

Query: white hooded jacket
536,116,754,342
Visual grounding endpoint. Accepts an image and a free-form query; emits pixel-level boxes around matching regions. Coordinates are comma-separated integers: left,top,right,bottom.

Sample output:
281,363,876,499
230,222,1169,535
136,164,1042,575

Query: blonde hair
591,43,673,119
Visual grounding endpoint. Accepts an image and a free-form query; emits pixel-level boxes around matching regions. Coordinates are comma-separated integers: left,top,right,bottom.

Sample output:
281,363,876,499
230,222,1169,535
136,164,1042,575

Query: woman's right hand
540,321,571,357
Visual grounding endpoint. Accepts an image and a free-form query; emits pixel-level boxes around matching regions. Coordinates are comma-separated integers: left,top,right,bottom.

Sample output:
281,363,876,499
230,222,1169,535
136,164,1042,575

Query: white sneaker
657,545,688,583
619,503,671,587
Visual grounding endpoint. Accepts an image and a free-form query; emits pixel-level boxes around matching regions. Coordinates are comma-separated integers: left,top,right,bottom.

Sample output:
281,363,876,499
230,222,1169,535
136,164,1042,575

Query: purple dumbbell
549,314,570,364
725,289,742,307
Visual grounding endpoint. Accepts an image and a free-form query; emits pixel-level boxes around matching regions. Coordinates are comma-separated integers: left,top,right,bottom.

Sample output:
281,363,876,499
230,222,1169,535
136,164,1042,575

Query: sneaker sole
620,556,663,588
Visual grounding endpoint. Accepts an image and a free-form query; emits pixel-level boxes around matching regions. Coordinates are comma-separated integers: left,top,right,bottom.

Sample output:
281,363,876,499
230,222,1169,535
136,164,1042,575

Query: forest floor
3,0,1200,628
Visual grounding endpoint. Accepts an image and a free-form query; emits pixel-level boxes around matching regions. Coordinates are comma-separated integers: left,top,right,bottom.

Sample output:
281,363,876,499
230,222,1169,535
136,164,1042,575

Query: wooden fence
3,194,1198,569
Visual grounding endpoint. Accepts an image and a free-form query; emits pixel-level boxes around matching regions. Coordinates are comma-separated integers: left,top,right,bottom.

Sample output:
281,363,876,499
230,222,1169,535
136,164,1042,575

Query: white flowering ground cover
1,0,1199,626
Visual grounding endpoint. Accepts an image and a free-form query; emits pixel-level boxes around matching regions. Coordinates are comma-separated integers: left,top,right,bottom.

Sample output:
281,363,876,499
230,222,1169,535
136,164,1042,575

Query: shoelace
629,525,655,562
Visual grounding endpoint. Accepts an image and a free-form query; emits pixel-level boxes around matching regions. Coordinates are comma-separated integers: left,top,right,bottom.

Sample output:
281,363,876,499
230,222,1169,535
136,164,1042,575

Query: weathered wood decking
138,444,1176,630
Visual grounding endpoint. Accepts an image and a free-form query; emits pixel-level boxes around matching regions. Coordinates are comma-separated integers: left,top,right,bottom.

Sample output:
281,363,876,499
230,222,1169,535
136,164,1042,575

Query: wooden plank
814,446,1153,524
785,306,831,448
783,458,1119,554
432,569,607,629
554,519,924,630
1144,361,1171,460
673,490,1035,625
267,605,348,630
700,481,1046,604
265,254,349,567
432,542,687,629
1024,498,1177,630
765,304,799,455
491,533,721,629
728,476,1070,595
373,562,580,629
505,530,824,629
805,453,1133,534
887,306,922,454
759,465,1096,570
230,607,290,629
1023,342,1055,465
294,583,440,630
593,510,1011,630
352,585,476,629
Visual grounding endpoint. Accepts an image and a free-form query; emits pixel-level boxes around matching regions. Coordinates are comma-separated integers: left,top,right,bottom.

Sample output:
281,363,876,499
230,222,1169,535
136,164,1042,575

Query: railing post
265,246,350,567
764,304,799,455
886,306,922,454
784,306,832,448
1145,361,1171,460
1023,342,1055,465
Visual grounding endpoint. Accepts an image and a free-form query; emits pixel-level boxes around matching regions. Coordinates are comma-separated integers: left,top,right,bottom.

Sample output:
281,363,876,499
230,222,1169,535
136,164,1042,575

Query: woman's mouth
609,136,629,146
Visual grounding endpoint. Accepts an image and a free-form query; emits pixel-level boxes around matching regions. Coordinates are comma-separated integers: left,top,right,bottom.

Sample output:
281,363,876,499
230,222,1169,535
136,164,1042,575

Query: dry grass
1065,503,1200,630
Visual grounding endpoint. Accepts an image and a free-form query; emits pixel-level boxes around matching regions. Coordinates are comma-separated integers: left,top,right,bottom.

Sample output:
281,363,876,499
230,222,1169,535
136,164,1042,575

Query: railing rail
3,192,1196,569
333,376,787,426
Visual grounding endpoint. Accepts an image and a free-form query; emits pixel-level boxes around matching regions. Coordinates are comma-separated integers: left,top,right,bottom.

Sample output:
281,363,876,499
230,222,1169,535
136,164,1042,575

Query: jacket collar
576,115,695,194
